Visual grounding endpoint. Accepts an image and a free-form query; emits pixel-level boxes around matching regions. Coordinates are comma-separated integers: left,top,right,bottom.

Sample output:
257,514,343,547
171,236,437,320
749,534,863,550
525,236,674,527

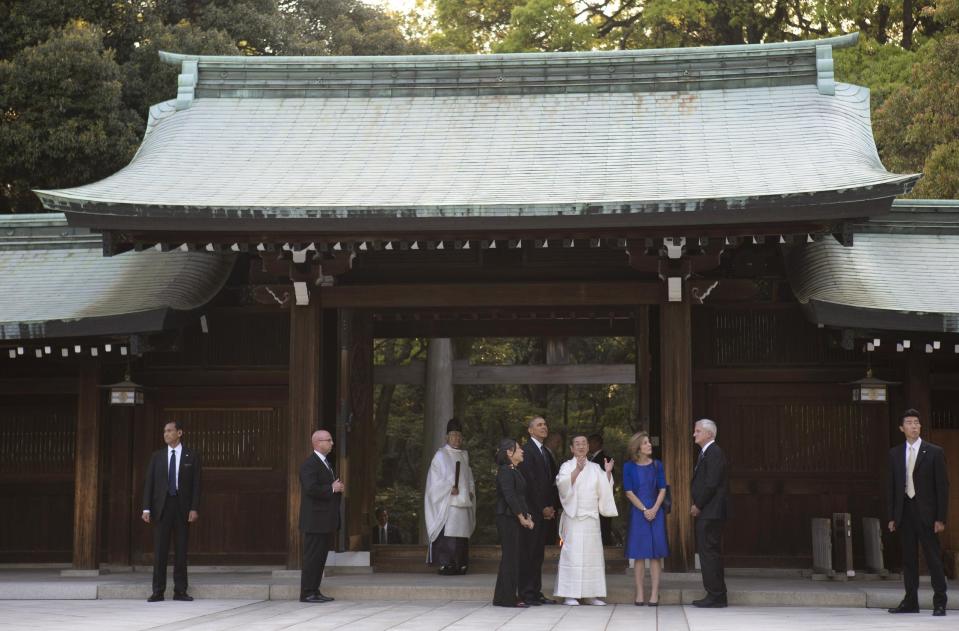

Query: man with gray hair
690,418,728,607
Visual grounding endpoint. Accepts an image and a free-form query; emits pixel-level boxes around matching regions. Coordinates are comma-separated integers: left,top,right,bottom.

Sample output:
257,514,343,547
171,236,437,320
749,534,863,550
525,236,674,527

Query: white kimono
554,459,618,598
424,445,476,544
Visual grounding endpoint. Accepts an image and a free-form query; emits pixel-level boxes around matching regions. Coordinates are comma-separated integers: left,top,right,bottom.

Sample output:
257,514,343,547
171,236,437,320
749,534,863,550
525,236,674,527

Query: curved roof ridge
158,33,859,66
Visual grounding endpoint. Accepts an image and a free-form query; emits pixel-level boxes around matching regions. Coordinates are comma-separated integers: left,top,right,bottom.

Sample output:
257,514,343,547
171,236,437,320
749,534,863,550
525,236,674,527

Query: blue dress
623,460,669,560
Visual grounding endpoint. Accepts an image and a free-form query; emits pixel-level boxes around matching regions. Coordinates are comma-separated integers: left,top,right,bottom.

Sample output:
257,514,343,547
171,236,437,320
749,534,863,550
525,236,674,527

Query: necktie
168,449,177,495
382,526,387,544
541,445,551,476
906,446,916,498
694,448,704,472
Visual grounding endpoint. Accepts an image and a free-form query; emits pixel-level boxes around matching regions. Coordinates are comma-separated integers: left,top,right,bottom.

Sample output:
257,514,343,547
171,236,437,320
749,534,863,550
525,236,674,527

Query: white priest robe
554,459,618,598
424,445,476,544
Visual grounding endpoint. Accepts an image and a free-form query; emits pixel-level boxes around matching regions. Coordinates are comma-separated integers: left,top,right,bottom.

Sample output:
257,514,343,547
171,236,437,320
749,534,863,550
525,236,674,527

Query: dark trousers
152,494,190,594
600,515,613,546
301,532,332,597
900,497,948,607
494,515,521,605
432,527,469,572
695,517,727,599
519,513,547,601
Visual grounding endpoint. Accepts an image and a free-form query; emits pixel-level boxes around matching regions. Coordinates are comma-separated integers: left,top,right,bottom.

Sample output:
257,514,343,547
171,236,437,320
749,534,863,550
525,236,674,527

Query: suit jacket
496,465,530,517
589,450,608,468
517,439,559,515
299,453,341,534
371,523,402,544
691,442,728,520
887,440,949,527
142,444,202,518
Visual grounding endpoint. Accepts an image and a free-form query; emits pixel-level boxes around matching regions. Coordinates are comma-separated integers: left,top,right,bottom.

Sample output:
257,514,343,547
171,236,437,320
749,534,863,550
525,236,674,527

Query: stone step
1,571,952,610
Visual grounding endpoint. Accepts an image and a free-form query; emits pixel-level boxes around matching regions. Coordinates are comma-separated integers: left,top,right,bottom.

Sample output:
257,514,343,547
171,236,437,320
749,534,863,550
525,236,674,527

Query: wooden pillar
660,299,696,571
424,338,454,458
420,338,453,543
287,300,323,569
345,310,375,551
106,405,135,567
635,306,652,433
72,362,101,570
905,349,931,421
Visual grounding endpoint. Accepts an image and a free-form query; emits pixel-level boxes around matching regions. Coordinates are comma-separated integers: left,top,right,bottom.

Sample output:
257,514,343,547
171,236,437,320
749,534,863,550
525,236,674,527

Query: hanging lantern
849,369,898,403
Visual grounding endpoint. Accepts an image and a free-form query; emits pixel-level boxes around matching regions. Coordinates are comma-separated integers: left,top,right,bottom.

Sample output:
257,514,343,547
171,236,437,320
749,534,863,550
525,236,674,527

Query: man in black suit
371,507,402,545
588,433,613,545
887,408,949,617
299,429,343,603
690,418,728,608
517,416,560,606
141,420,202,602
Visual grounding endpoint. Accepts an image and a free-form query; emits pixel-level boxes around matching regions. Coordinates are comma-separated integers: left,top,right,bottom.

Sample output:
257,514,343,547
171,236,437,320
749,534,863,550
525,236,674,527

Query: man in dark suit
690,418,728,608
141,420,202,602
887,408,949,617
517,416,560,606
371,507,402,545
299,429,343,603
588,433,613,545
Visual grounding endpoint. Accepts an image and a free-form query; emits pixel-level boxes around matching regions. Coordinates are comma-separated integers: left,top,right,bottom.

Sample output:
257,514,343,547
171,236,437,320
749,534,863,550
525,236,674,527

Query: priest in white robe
554,434,617,605
424,418,476,575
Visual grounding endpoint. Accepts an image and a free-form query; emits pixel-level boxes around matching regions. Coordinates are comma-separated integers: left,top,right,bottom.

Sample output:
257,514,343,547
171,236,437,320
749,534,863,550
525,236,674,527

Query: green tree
873,34,959,197
0,21,142,213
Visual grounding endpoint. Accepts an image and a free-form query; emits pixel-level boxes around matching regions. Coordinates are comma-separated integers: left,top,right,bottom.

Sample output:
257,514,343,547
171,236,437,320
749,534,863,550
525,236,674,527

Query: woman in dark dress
493,438,536,607
623,431,669,606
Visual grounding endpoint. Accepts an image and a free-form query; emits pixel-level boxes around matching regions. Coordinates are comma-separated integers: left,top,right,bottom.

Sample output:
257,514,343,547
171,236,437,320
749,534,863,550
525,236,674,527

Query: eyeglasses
316,438,333,442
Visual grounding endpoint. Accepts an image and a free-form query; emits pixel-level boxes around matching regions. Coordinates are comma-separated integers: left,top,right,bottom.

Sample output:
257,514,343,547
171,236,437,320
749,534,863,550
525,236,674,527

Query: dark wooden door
706,382,888,567
0,395,76,562
132,388,289,565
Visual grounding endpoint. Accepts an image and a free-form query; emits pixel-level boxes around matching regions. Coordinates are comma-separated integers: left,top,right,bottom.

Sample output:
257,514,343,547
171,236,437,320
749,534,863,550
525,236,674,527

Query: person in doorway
299,430,343,603
588,433,614,545
371,507,402,545
493,438,536,607
518,416,561,605
623,431,668,606
887,408,949,617
554,434,618,606
424,418,476,575
142,420,202,603
690,418,728,608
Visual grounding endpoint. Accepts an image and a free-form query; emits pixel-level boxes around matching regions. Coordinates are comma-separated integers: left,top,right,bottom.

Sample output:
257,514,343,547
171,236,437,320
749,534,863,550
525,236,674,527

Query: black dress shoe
316,592,334,602
300,594,326,603
539,597,558,605
525,599,542,606
933,605,946,617
887,602,920,614
693,597,727,608
172,592,193,602
147,593,164,603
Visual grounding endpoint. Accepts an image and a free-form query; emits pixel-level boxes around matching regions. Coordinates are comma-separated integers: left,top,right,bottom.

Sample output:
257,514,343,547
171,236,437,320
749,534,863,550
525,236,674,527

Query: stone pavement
0,599,955,631
0,569,953,611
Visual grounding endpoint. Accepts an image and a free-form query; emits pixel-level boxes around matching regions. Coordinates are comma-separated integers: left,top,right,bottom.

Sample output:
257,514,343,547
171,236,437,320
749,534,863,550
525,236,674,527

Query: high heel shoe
634,600,645,606
648,601,659,607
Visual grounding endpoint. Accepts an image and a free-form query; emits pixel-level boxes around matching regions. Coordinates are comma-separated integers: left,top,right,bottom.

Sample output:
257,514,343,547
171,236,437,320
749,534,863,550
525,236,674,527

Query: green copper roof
0,214,235,340
36,33,918,228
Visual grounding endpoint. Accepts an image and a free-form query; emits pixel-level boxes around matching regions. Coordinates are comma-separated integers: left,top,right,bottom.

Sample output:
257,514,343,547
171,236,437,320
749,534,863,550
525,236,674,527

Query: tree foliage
0,0,422,213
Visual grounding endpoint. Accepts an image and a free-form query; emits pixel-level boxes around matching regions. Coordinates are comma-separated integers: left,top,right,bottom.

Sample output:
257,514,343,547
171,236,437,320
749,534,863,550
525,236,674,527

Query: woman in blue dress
623,431,668,606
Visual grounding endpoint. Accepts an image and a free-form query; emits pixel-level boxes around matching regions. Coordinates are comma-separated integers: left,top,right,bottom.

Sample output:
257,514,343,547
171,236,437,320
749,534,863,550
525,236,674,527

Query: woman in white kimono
554,434,617,606
424,418,476,574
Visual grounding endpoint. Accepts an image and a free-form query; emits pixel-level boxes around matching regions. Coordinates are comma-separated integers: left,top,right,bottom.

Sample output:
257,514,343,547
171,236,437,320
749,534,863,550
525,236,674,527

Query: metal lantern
849,369,897,403
107,379,144,406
